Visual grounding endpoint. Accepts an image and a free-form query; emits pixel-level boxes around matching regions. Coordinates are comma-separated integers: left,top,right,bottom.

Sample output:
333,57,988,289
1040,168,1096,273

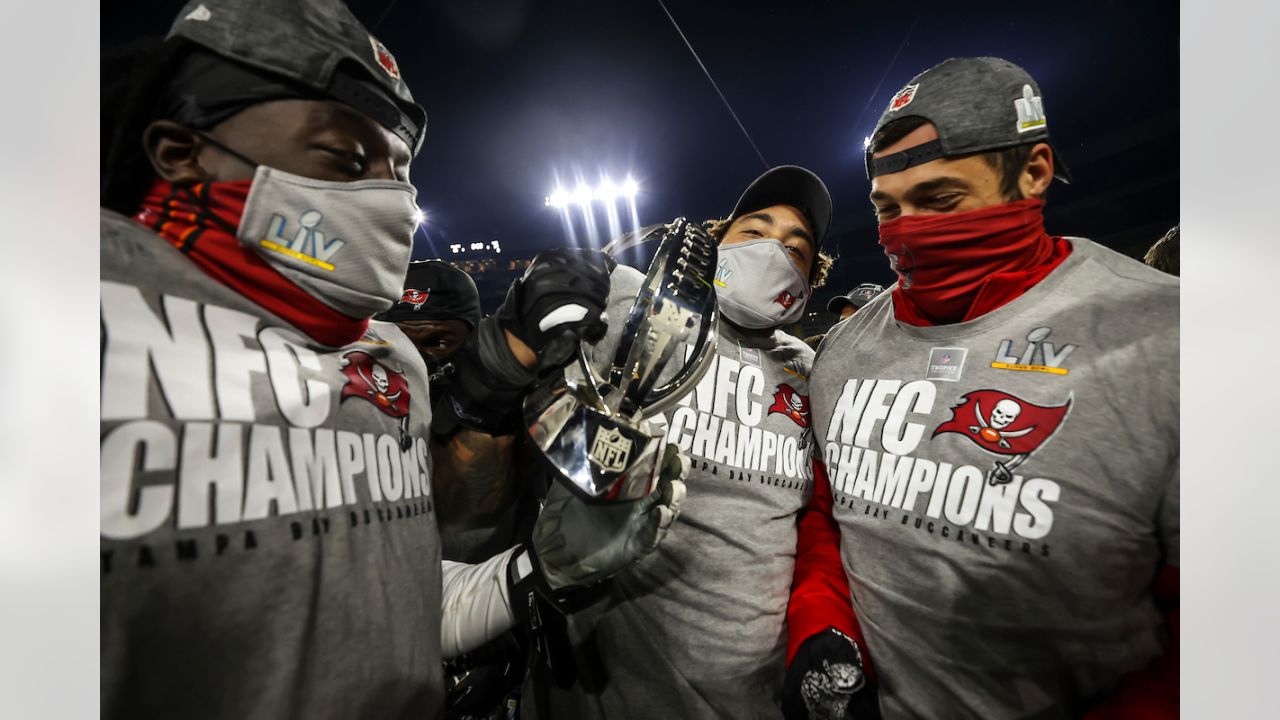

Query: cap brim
731,165,832,248
826,296,854,313
1049,141,1073,184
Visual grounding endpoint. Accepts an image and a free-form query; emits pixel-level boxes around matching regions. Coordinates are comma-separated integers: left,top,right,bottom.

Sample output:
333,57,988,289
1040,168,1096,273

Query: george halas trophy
523,218,719,503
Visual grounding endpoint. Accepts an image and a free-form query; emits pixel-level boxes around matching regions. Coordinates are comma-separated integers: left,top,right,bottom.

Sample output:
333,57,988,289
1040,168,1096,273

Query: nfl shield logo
889,83,919,112
589,426,633,473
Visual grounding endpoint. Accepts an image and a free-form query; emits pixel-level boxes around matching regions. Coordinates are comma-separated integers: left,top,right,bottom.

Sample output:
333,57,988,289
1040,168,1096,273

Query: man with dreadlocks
538,166,841,719
100,1,687,717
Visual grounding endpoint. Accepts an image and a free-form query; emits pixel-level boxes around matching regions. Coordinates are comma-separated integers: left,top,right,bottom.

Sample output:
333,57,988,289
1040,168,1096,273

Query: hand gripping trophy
523,218,719,504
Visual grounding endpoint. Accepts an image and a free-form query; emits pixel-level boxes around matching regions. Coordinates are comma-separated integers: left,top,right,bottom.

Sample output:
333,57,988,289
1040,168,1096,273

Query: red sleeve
786,459,874,678
1083,565,1179,719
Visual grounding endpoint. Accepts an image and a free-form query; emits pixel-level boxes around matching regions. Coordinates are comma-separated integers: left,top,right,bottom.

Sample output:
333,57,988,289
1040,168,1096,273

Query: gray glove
531,443,688,590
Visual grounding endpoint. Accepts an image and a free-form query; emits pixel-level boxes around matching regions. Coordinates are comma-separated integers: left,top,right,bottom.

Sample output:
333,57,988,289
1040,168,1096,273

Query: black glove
443,631,526,719
783,627,881,720
432,248,614,436
494,247,614,373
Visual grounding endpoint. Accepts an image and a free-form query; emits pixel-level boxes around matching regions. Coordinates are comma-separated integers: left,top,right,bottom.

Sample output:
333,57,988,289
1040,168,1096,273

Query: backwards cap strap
165,47,421,153
865,139,945,179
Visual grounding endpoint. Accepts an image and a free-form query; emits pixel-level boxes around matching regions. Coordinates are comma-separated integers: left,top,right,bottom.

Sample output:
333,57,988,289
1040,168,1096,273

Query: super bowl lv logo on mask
261,210,346,270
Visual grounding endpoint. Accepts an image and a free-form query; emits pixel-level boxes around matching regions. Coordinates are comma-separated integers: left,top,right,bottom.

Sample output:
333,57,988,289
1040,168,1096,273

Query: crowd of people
100,1,1179,718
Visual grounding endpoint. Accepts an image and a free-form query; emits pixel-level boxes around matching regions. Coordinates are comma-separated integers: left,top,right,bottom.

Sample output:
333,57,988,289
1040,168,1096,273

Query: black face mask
425,356,449,381
425,358,458,409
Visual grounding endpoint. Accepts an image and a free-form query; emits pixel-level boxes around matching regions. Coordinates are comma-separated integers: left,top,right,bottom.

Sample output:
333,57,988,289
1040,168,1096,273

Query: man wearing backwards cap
543,166,841,719
784,57,1179,719
827,283,887,322
99,1,685,717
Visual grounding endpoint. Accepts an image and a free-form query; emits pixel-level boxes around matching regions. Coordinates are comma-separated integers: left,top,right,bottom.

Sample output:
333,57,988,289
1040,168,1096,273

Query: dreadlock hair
701,216,833,289
869,116,1039,202
101,38,194,215
1143,225,1179,276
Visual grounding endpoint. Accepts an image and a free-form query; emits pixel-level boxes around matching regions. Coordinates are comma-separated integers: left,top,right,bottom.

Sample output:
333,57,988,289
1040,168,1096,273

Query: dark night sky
104,0,1178,307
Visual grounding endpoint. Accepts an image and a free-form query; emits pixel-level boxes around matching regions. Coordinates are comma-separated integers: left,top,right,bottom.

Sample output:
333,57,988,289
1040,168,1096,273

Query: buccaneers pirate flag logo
768,383,810,427
933,389,1072,486
399,288,429,310
340,351,413,449
775,290,801,309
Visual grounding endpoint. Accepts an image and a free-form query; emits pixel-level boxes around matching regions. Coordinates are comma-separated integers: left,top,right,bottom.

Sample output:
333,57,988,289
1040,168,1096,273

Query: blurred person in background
827,282,887,322
382,259,483,386
804,282,887,350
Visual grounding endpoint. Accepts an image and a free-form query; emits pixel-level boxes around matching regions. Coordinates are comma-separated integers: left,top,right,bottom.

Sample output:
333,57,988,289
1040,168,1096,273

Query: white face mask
713,239,809,329
237,165,418,318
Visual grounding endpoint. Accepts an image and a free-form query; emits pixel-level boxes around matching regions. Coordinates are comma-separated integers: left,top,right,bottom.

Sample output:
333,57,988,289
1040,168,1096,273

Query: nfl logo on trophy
589,426,633,473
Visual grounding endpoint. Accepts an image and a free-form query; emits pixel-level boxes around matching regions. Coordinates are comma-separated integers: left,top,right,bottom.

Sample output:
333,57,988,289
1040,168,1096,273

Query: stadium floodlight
544,175,641,211
412,207,427,225
863,135,872,149
596,178,619,202
545,188,570,208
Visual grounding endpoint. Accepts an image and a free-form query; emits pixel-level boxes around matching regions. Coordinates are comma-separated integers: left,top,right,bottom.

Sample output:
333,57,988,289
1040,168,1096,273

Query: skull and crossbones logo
968,398,1035,449
785,390,806,414
358,362,403,411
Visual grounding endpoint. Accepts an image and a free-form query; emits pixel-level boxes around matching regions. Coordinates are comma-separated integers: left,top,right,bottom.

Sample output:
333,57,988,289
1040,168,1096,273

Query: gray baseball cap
865,57,1071,184
730,165,833,249
166,0,426,155
827,282,885,313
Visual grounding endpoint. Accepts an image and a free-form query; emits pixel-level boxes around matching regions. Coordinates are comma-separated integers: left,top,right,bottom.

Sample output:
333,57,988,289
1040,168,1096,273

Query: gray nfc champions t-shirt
546,265,816,718
808,238,1178,719
100,209,444,719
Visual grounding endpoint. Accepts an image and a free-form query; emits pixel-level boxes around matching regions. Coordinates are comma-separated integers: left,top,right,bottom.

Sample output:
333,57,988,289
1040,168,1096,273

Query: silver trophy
523,218,719,502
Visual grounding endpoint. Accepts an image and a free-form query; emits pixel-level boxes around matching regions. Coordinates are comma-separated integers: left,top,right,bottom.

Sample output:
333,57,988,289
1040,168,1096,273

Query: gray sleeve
1158,457,1179,567
585,264,645,368
577,263,685,396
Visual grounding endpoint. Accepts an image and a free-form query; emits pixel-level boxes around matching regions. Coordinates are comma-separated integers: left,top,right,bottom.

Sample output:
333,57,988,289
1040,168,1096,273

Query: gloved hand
494,247,614,373
531,443,688,590
783,627,881,720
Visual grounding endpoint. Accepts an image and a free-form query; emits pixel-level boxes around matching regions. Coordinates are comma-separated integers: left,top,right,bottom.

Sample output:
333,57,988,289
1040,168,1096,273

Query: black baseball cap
166,0,426,155
827,283,885,313
730,165,833,249
381,260,482,328
866,57,1071,184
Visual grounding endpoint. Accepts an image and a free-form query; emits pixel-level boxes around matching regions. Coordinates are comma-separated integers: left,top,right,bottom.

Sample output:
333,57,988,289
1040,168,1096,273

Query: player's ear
142,120,212,185
1018,143,1054,200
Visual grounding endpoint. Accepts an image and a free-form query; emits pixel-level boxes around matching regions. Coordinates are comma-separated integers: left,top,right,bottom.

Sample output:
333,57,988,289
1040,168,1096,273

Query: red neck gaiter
134,179,369,346
877,198,1071,326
